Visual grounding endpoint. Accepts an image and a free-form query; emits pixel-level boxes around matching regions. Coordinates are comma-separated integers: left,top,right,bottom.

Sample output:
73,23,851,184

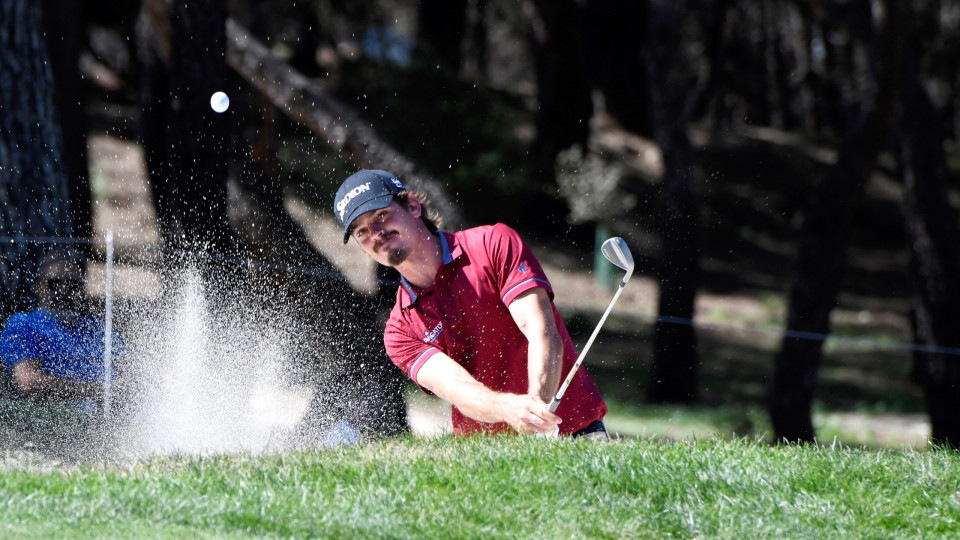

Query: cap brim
341,194,396,243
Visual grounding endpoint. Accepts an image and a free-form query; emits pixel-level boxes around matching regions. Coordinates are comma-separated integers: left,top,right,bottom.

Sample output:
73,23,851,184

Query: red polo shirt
384,224,607,435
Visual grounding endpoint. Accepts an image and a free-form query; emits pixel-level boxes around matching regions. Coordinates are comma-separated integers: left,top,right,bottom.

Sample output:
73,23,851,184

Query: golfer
335,170,608,437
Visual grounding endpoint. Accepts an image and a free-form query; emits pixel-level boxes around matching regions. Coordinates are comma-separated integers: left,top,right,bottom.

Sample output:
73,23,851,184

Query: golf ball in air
210,91,230,113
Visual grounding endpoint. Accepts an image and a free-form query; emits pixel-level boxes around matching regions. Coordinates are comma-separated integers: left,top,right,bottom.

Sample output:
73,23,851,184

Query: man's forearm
14,360,99,400
430,367,516,424
526,333,564,402
507,288,566,402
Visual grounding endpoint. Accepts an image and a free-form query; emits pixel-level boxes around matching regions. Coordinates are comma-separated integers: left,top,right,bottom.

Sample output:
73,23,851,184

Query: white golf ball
210,91,230,113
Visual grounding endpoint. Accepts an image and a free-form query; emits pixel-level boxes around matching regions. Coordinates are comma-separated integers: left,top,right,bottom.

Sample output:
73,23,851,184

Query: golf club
547,237,634,414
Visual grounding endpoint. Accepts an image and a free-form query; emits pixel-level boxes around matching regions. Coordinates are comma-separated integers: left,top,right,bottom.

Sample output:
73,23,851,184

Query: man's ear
406,195,423,218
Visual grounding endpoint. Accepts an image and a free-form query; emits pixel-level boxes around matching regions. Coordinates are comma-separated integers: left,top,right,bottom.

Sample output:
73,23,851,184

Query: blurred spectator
0,250,125,412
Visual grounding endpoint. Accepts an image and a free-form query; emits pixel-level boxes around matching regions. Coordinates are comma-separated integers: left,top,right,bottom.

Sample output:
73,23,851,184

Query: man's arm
12,358,99,400
416,352,562,434
507,288,564,403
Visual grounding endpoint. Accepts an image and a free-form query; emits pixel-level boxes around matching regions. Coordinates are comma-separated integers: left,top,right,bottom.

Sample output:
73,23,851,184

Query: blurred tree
646,1,701,404
523,0,593,177
137,0,235,256
461,0,489,81
418,0,468,71
0,0,74,318
42,0,91,243
582,0,650,135
769,0,901,443
691,0,732,132
896,26,960,449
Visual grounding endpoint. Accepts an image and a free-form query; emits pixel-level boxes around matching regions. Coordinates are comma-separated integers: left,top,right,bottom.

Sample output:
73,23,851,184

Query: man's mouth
374,231,399,252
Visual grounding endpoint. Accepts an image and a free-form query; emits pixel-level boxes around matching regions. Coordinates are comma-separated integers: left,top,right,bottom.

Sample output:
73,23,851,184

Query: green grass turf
1,436,958,539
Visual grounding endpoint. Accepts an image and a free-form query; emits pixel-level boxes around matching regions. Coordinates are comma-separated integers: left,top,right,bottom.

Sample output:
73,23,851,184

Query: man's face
349,199,424,267
36,258,86,316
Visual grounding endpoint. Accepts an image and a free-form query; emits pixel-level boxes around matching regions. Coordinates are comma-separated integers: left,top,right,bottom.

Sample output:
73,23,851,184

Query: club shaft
548,282,626,413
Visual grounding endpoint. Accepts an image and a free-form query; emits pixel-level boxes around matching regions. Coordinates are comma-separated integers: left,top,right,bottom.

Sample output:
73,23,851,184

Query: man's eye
355,229,366,238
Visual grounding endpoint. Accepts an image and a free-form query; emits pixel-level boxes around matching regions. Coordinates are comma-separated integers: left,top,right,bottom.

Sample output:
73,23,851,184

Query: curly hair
394,190,443,234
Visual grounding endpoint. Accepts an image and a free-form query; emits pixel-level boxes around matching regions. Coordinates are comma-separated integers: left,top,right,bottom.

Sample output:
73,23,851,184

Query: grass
557,295,927,448
0,436,958,538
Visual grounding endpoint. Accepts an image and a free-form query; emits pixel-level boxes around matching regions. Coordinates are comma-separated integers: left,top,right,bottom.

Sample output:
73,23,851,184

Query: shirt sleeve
485,223,554,306
0,313,39,369
384,308,441,391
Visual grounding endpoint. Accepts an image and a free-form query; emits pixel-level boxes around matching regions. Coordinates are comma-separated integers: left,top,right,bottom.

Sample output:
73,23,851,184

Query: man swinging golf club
335,170,616,438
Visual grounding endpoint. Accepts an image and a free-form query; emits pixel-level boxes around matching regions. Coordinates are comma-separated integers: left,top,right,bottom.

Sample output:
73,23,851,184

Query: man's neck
395,232,443,289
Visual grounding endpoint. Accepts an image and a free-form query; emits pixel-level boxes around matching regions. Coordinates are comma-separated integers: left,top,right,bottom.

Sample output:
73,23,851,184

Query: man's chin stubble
387,247,410,266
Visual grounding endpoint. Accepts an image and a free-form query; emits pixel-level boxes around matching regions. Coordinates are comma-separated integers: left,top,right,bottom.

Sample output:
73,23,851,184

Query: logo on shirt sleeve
423,322,443,343
518,262,530,274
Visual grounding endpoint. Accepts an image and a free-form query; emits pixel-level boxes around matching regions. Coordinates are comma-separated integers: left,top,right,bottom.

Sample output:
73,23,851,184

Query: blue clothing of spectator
0,308,125,383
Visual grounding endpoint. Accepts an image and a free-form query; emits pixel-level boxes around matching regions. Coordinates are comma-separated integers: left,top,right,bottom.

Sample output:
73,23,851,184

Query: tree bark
0,0,74,318
645,3,701,404
769,0,901,443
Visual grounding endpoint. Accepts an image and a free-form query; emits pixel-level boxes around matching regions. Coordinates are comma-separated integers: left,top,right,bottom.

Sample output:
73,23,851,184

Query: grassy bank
1,437,958,538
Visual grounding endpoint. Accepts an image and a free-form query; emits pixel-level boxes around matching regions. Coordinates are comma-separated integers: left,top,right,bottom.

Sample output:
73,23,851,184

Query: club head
601,237,634,285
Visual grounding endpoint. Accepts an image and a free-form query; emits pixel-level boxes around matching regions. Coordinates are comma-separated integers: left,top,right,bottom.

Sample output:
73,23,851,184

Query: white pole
103,232,114,419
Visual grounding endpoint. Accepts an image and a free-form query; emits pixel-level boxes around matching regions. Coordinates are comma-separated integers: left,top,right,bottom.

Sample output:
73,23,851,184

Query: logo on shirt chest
423,321,443,343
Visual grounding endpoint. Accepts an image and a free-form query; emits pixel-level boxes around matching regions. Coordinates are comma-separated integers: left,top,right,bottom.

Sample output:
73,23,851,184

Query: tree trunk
581,0,650,135
139,0,235,256
769,0,902,443
646,3,701,404
760,0,783,127
42,0,92,244
461,0,488,81
417,0,468,71
897,49,960,449
693,0,732,132
524,0,593,174
0,0,74,318
224,45,407,436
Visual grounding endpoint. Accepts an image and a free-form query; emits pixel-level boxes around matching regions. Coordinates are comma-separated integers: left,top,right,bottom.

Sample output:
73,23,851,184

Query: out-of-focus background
2,0,960,453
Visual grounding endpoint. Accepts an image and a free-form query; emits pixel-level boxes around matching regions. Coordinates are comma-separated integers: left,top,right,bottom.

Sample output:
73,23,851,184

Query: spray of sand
0,266,367,464
111,268,354,457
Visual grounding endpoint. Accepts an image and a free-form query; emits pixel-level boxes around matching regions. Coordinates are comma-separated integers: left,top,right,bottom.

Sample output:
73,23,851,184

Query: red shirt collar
398,232,461,308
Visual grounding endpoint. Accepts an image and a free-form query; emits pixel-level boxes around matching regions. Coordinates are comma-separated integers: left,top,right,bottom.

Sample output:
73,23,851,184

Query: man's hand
417,353,562,434
499,393,562,435
12,358,100,400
